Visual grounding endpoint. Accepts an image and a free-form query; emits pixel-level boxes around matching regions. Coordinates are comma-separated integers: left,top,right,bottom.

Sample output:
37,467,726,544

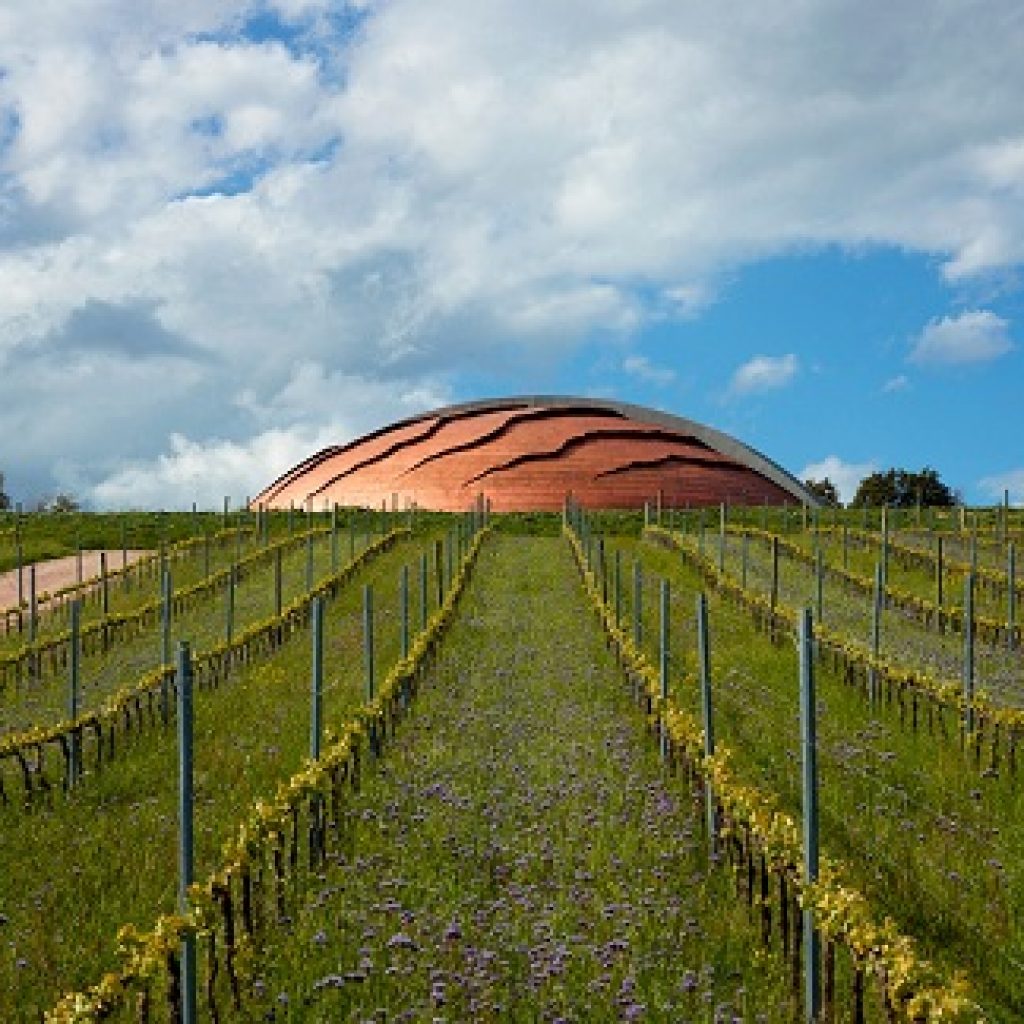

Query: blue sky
1,1,1022,508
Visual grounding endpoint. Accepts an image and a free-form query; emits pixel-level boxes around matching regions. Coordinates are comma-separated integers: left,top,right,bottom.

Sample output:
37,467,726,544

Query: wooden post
177,641,197,1024
222,495,229,526
964,573,975,734
697,593,715,854
364,585,375,701
305,533,314,591
799,608,821,1021
936,536,944,611
311,597,323,760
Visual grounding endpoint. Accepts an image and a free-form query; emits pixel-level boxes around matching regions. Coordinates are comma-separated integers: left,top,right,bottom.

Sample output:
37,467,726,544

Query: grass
248,536,795,1021
602,532,1023,1020
0,528,380,734
4,507,1021,1022
0,531,446,1020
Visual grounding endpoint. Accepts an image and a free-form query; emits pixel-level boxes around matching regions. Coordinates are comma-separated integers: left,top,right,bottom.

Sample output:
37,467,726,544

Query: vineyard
0,503,1021,1021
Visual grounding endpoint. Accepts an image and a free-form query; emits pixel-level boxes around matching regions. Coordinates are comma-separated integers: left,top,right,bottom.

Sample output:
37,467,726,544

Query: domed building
253,396,815,512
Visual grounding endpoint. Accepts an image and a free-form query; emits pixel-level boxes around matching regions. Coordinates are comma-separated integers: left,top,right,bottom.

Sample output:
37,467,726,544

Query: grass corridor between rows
0,534,443,1020
251,536,792,1022
607,535,1020,1020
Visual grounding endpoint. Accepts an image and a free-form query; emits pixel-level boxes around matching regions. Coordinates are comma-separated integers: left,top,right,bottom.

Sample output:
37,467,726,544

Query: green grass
249,536,796,1021
0,532,446,1020
602,532,1024,1020
0,529,379,735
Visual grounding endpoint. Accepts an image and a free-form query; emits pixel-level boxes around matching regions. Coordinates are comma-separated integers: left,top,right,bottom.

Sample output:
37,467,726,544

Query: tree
851,467,955,508
50,493,81,513
32,492,81,513
804,477,839,506
0,472,9,512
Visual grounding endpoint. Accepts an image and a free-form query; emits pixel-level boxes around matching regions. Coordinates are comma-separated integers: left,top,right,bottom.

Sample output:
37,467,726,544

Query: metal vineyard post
697,592,715,855
274,547,283,618
364,584,375,701
311,597,323,761
633,561,643,649
177,641,197,1024
68,600,81,787
799,607,821,1021
161,568,172,724
1009,543,1017,651
400,564,410,659
659,580,669,760
963,573,975,734
870,563,882,708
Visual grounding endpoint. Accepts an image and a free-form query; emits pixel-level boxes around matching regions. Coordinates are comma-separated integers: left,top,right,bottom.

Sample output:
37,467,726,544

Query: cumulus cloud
800,456,878,506
728,354,798,396
622,354,675,386
88,368,450,509
979,469,1024,506
90,427,335,510
3,2,1024,504
909,310,1013,366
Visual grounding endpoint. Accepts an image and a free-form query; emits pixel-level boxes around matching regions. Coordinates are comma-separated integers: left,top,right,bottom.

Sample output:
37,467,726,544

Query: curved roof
254,395,817,511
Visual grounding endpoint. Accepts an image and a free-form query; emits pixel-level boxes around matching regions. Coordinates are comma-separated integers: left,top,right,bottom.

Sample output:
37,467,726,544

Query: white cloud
800,456,878,506
3,2,1024,504
882,374,909,393
90,427,335,510
909,310,1013,366
622,354,675,386
728,353,798,396
979,469,1024,507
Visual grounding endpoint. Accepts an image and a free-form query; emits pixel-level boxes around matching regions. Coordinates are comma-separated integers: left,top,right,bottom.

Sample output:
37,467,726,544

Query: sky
1,0,1022,510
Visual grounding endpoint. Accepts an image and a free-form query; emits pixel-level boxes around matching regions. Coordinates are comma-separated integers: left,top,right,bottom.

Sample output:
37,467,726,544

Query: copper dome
253,396,815,512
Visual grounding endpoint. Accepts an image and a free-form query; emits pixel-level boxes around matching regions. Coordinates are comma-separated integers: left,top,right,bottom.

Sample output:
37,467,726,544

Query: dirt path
0,550,151,620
